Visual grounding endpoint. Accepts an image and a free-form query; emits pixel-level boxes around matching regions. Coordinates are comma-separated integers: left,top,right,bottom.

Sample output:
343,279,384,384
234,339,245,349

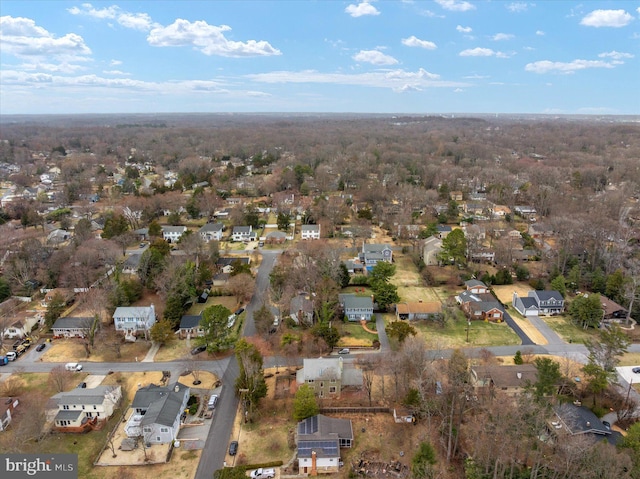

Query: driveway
527,314,565,345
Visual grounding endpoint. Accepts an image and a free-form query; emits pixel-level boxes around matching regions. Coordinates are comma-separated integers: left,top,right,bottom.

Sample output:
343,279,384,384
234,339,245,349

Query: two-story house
359,242,393,272
231,225,256,242
338,294,374,321
199,223,224,242
162,225,187,243
50,386,122,433
297,415,353,474
124,382,189,444
422,236,443,266
296,357,362,398
528,290,564,316
113,305,156,340
301,224,321,240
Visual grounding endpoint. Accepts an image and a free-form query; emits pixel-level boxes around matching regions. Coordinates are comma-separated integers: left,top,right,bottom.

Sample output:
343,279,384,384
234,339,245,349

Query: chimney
311,450,318,476
174,384,180,393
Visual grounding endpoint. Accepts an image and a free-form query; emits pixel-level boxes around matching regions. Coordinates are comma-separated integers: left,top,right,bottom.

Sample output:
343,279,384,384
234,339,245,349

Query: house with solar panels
296,414,353,474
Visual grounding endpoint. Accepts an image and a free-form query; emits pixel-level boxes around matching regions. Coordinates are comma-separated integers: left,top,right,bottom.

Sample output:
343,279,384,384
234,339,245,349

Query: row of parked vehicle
0,337,48,364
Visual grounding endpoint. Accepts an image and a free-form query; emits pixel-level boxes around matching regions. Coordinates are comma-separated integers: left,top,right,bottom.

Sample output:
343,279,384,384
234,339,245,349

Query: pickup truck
250,469,275,479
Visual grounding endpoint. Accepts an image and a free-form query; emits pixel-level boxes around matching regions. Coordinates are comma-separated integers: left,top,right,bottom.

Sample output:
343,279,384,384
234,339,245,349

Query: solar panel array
298,415,319,435
297,440,339,458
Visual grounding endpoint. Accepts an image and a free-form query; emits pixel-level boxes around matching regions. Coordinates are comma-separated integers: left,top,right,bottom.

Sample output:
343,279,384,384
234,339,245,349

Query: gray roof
199,223,223,233
436,225,452,232
362,243,392,253
217,256,250,267
179,315,202,330
532,290,563,301
339,294,373,310
299,357,342,382
162,225,187,234
52,386,119,406
55,409,83,421
123,253,142,269
465,279,487,288
233,225,252,234
301,224,320,231
554,403,610,436
132,382,189,428
519,297,538,309
52,316,95,330
266,231,287,239
297,415,353,458
469,301,503,314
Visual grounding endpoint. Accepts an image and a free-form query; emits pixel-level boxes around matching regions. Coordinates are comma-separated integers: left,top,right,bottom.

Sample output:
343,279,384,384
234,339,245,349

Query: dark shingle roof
179,315,202,330
52,317,95,330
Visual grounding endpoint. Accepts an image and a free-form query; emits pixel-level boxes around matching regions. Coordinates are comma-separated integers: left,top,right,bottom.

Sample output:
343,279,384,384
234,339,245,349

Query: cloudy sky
1,1,638,115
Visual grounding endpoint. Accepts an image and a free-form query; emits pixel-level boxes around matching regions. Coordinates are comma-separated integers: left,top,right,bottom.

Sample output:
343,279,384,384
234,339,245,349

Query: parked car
250,468,275,479
191,345,207,355
229,441,238,456
6,352,16,361
35,343,46,352
602,420,611,430
632,367,640,374
235,307,245,315
65,362,83,371
338,348,350,355
208,394,219,410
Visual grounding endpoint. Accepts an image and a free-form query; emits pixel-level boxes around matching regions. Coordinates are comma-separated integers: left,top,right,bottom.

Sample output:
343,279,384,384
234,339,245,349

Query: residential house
490,205,511,219
463,224,486,241
422,236,443,266
0,397,19,432
297,415,353,474
41,288,75,308
50,386,122,433
113,305,156,340
512,292,539,317
290,293,315,325
52,316,97,338
343,259,364,275
231,225,256,242
471,364,537,397
552,403,619,444
199,223,224,242
162,225,187,243
216,256,251,274
339,294,374,321
122,253,142,275
296,357,362,399
529,290,564,316
395,301,442,321
359,242,393,271
464,280,490,295
124,382,189,444
528,223,554,238
457,289,504,322
266,230,287,244
436,225,452,239
301,224,321,240
178,314,204,339
600,295,628,323
450,191,463,202
47,229,71,245
397,224,421,240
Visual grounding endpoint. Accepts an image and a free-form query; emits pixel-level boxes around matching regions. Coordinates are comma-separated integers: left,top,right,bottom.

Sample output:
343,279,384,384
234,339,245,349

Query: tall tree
438,228,467,265
235,339,267,421
44,292,66,329
532,357,562,399
386,321,417,344
196,304,233,353
293,384,319,421
568,293,603,329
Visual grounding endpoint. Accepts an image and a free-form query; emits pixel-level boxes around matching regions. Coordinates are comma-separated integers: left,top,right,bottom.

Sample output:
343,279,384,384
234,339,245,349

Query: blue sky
1,1,638,115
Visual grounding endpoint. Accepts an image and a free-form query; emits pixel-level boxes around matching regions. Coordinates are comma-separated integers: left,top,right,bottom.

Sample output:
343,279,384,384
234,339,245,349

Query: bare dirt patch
508,314,548,345
492,283,531,304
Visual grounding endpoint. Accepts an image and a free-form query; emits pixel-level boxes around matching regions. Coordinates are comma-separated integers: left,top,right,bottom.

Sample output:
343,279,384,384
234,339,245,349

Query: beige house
50,386,122,433
296,357,362,398
471,364,537,397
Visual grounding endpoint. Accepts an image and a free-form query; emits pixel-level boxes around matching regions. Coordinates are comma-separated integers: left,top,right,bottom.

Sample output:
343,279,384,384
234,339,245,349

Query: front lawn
186,295,238,315
387,313,521,348
542,315,598,344
337,321,378,347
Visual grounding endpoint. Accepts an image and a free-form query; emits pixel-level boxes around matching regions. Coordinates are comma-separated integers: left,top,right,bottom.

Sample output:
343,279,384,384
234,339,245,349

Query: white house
113,305,156,340
124,382,189,444
50,386,122,433
301,224,321,240
199,223,224,242
52,316,97,338
162,225,187,243
231,225,256,242
297,415,353,474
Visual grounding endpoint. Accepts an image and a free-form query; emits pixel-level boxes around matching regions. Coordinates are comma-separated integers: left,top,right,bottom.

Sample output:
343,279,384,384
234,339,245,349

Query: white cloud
67,3,119,20
493,33,514,41
245,68,464,92
345,2,380,18
456,25,472,33
598,50,634,60
102,69,130,75
463,74,489,79
353,49,398,65
580,9,633,28
536,30,545,36
507,2,530,13
525,59,618,74
20,62,85,73
110,59,122,66
117,12,155,31
435,0,476,12
401,36,437,50
459,47,496,57
147,19,281,57
454,88,464,92
68,3,158,31
0,16,91,59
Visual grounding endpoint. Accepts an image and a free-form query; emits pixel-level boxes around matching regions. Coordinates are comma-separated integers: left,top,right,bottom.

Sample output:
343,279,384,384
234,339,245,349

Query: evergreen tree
293,384,319,421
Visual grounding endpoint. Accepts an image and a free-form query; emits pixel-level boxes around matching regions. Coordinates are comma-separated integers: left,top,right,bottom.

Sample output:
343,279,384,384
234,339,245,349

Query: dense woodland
1,114,640,478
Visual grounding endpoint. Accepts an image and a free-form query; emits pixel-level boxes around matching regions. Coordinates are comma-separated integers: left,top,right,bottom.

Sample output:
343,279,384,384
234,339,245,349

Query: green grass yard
337,321,378,347
541,315,599,344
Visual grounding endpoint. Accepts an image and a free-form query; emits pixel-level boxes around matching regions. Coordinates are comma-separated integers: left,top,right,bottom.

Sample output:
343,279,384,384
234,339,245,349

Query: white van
6,351,17,361
65,362,82,371
208,394,219,410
